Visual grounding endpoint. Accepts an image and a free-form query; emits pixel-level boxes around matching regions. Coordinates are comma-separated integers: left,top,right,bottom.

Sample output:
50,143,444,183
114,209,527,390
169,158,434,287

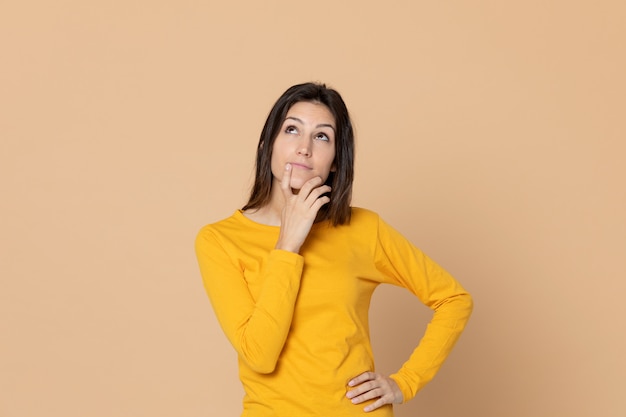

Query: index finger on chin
281,163,293,196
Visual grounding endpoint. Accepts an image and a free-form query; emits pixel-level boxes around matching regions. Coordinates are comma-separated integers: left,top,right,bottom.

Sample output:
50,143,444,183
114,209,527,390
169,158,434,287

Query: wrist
275,240,301,253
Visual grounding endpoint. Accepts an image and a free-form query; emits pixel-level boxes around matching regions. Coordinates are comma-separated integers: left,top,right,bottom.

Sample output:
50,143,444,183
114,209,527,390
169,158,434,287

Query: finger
365,379,403,411
355,387,393,411
297,176,324,201
348,371,376,387
348,385,381,403
280,163,294,198
309,195,330,213
346,374,377,399
364,397,388,413
304,185,331,206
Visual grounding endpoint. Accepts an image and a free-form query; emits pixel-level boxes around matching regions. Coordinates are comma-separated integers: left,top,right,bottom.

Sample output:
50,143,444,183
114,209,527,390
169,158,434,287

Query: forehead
285,101,336,126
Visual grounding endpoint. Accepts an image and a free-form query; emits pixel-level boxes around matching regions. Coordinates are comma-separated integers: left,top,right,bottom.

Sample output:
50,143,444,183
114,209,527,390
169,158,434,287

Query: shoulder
195,211,244,246
341,207,384,239
348,207,406,241
349,207,382,226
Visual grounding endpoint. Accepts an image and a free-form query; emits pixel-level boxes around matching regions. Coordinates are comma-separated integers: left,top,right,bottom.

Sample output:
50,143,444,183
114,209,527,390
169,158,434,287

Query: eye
315,132,330,142
285,125,298,135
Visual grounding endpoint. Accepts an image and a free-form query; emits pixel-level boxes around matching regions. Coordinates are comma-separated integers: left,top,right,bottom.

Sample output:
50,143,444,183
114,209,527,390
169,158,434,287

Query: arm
195,164,332,374
376,215,473,401
347,215,473,410
195,231,303,374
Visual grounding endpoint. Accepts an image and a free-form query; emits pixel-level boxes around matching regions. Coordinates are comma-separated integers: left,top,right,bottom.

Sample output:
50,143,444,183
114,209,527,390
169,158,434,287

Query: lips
289,162,312,170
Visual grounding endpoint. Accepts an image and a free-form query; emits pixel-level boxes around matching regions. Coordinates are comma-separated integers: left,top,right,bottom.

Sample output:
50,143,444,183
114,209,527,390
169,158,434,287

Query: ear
330,161,337,172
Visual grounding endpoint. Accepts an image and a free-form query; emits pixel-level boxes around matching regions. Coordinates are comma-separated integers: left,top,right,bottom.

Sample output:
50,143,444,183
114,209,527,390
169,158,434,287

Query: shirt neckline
234,209,331,231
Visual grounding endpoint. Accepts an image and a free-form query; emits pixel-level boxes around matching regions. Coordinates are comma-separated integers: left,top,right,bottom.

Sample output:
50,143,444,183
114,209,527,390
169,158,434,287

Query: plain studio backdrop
1,1,624,416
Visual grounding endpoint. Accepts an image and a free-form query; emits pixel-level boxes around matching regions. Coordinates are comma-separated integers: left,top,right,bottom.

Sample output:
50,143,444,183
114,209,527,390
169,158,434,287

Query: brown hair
242,82,355,225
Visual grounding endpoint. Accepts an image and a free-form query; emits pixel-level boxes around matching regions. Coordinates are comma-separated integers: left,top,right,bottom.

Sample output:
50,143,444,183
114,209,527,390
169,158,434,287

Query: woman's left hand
346,371,404,412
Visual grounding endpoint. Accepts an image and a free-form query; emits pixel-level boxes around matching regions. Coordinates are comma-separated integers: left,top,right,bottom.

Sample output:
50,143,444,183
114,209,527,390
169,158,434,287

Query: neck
243,184,285,226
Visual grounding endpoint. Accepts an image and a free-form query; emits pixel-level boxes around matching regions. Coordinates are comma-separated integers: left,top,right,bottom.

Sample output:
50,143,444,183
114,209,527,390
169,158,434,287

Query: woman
195,82,473,416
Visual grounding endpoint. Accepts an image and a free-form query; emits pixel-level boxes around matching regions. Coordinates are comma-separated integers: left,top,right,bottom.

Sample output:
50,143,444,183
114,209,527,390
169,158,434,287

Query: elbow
456,291,474,320
248,360,277,374
242,354,278,374
433,291,474,320
463,292,474,316
238,341,280,374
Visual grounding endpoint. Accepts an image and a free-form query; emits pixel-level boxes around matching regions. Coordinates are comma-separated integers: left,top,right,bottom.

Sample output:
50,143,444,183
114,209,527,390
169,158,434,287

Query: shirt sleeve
372,215,473,402
195,227,304,374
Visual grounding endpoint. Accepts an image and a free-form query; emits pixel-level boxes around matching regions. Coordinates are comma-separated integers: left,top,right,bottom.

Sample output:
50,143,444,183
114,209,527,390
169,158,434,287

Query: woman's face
271,101,337,191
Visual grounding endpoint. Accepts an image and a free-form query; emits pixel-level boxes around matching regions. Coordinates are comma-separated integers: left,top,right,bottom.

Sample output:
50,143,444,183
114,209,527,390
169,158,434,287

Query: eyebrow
285,116,336,132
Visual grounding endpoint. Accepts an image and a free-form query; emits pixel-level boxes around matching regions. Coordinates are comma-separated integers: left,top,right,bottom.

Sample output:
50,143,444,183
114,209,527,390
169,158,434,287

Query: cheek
326,151,337,173
270,155,283,179
270,141,286,170
330,152,337,172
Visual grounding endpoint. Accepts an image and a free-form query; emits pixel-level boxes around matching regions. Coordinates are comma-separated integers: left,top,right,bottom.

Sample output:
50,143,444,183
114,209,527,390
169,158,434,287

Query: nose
296,138,312,157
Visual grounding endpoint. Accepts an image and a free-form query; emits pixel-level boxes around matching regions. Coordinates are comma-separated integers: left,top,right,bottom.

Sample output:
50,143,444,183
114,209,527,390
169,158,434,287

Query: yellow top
195,207,473,416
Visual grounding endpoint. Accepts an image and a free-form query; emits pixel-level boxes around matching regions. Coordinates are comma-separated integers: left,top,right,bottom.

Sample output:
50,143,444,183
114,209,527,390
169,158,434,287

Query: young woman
195,82,473,416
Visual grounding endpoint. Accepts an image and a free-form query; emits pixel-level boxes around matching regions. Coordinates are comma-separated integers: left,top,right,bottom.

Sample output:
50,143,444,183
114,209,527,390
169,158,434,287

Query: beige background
1,1,625,416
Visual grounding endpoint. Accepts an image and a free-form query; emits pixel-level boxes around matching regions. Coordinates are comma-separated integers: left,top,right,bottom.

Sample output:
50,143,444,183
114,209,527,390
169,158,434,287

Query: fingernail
285,163,291,170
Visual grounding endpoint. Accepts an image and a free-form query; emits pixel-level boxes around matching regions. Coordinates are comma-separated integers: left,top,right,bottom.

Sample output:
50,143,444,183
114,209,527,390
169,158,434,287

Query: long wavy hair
242,82,355,226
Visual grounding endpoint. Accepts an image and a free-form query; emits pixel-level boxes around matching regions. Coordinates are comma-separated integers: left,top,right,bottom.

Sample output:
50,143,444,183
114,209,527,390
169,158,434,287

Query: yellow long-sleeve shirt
195,207,473,417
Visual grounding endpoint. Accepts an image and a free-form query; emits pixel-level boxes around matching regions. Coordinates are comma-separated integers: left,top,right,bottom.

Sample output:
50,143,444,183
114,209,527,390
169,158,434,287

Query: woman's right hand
275,163,331,253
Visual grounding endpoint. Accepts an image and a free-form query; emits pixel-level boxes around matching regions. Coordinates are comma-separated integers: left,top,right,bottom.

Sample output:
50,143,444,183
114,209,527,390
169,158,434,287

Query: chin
288,174,310,189
289,180,305,191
